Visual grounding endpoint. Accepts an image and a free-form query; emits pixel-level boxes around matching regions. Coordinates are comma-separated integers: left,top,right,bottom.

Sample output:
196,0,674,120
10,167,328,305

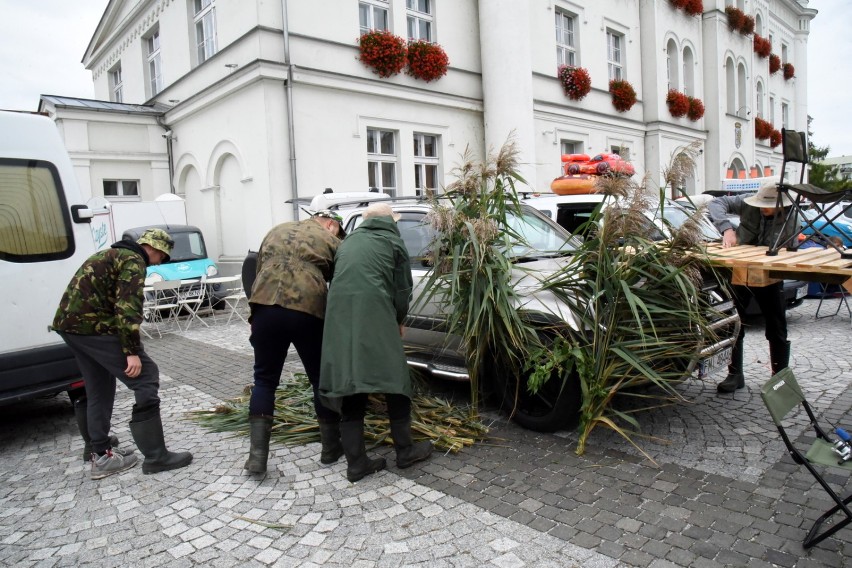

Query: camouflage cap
312,209,346,238
137,228,174,261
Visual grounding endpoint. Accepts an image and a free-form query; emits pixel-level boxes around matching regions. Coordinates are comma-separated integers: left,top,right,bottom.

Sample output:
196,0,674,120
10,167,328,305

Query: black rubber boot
244,415,273,473
73,397,122,462
129,407,193,474
389,418,433,469
339,419,385,482
769,340,791,375
318,418,343,465
717,339,745,393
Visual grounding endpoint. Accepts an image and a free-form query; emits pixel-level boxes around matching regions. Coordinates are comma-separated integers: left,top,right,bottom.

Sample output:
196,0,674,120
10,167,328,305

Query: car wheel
567,164,580,175
486,341,581,432
596,162,610,175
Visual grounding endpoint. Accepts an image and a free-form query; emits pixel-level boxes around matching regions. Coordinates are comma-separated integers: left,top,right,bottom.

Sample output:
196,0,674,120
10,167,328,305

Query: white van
0,111,96,404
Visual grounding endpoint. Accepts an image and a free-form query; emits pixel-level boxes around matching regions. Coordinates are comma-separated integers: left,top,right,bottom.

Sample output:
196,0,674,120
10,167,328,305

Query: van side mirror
70,205,93,224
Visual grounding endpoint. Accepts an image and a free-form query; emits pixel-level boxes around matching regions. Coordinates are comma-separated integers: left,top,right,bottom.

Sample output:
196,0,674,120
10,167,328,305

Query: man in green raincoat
319,202,432,482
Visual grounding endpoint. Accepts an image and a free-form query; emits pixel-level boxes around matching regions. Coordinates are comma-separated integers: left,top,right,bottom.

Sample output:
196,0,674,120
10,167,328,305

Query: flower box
687,96,705,121
406,40,449,82
783,62,795,81
609,79,637,112
770,129,782,148
769,54,781,75
754,117,772,140
753,34,771,59
725,6,754,36
358,31,407,78
558,65,592,101
666,89,690,118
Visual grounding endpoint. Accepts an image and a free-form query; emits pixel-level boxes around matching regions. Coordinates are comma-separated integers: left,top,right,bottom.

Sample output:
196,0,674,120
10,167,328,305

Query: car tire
596,162,610,175
486,342,581,432
567,164,580,175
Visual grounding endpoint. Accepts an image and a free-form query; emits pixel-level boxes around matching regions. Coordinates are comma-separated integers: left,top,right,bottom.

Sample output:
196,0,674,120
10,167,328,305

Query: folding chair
760,368,852,549
219,276,248,325
177,277,211,331
768,129,852,259
149,280,183,336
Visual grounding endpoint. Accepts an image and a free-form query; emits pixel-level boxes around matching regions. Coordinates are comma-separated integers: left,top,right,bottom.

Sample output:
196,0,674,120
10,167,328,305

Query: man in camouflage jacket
53,228,192,479
243,210,345,474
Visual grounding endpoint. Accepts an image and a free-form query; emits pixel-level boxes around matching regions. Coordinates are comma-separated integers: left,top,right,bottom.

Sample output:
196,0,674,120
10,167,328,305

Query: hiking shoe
90,449,138,480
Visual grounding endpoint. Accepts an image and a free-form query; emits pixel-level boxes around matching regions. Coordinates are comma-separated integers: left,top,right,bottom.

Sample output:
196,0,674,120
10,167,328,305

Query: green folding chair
760,368,852,548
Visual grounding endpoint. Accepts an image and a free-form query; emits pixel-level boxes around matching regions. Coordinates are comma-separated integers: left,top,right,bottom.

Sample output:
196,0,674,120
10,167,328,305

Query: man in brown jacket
244,210,346,474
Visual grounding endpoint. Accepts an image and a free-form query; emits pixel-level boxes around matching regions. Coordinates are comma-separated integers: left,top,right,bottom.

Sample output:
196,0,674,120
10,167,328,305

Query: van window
0,158,74,262
168,231,207,262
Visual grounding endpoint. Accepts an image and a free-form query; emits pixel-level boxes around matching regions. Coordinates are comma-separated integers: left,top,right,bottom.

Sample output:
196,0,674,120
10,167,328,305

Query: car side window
343,211,435,268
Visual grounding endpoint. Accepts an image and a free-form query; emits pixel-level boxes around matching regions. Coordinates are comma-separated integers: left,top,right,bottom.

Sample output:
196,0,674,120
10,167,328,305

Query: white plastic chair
149,280,183,336
219,276,248,325
177,277,210,331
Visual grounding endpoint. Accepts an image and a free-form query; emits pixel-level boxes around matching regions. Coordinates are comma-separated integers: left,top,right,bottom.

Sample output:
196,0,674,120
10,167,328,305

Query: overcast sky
0,0,849,156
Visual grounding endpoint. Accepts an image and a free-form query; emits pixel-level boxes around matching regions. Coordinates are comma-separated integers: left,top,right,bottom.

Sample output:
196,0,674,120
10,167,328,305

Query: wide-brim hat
743,180,793,208
312,209,346,238
136,228,174,261
363,202,401,222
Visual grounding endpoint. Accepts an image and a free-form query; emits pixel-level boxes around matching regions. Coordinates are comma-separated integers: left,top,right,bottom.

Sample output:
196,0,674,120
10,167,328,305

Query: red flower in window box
725,6,745,32
687,96,705,121
609,79,637,112
684,0,704,16
769,54,781,74
669,0,689,9
770,129,782,148
783,62,795,81
666,89,690,118
358,30,407,78
406,40,449,82
740,14,755,36
754,117,773,140
753,34,771,59
557,65,592,101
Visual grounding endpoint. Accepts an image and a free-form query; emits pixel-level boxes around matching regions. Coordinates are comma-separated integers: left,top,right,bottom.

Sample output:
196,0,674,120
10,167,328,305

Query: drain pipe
281,0,299,219
157,117,176,194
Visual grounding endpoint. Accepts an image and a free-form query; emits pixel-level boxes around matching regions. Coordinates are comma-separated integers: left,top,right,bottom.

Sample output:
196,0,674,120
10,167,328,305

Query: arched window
729,157,747,179
682,46,695,96
666,39,679,91
755,13,763,35
725,58,736,114
756,81,764,118
737,62,748,118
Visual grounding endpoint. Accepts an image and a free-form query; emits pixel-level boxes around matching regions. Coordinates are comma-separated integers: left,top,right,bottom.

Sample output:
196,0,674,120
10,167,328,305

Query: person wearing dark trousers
708,182,796,393
52,228,192,479
319,203,432,482
245,210,346,474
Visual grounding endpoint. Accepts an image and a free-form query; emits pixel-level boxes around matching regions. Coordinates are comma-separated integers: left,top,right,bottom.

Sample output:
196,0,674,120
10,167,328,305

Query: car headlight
206,265,219,277
146,273,164,284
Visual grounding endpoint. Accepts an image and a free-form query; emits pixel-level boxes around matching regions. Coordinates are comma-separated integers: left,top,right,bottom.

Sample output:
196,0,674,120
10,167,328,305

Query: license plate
698,346,732,378
183,289,202,298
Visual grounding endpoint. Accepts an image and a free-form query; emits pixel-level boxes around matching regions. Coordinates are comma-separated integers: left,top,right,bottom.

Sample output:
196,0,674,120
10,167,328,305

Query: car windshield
654,200,721,241
166,231,208,262
346,206,575,266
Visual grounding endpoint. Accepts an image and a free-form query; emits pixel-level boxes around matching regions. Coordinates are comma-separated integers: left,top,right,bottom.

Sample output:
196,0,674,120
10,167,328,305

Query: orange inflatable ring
550,174,598,195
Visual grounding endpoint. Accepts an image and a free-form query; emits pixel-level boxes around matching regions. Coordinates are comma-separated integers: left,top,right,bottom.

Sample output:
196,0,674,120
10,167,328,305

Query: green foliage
415,139,541,409
807,116,852,191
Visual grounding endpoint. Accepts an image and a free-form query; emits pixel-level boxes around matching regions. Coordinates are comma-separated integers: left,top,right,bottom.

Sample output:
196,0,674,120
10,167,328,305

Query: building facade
37,0,817,272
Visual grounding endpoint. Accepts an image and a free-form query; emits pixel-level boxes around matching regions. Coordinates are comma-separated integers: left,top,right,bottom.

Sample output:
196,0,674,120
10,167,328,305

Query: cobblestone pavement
1,299,850,567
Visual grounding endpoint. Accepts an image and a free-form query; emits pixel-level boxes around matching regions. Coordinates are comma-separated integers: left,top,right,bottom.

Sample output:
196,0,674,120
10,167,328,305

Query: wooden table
704,243,852,292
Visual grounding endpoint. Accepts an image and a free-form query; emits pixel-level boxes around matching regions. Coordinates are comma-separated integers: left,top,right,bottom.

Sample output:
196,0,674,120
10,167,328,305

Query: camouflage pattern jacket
52,240,149,355
250,218,340,320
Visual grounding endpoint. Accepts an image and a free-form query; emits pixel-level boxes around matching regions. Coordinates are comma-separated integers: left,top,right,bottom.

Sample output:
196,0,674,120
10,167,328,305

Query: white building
37,0,817,273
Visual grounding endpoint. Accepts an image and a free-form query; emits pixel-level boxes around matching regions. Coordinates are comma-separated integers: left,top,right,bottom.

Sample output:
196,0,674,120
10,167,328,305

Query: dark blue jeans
248,304,338,421
729,282,788,374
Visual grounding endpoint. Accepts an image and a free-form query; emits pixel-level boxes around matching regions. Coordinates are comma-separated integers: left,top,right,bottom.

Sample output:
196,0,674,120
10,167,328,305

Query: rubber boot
318,418,343,465
244,415,273,473
389,418,433,469
717,338,745,393
129,407,193,474
339,419,385,482
769,340,791,375
73,397,126,462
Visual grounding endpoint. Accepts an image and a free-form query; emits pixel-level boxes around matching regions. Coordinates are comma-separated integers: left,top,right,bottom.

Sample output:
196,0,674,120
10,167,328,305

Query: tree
807,116,852,190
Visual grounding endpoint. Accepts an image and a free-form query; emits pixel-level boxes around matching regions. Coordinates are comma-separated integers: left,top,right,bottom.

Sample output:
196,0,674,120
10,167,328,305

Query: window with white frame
781,43,788,64
606,30,623,81
103,180,139,198
756,82,764,118
560,140,582,156
146,29,163,96
359,0,389,35
555,10,576,67
769,95,775,125
781,102,789,128
406,0,432,42
194,0,217,65
109,65,123,103
413,133,439,195
367,128,397,196
610,145,630,160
